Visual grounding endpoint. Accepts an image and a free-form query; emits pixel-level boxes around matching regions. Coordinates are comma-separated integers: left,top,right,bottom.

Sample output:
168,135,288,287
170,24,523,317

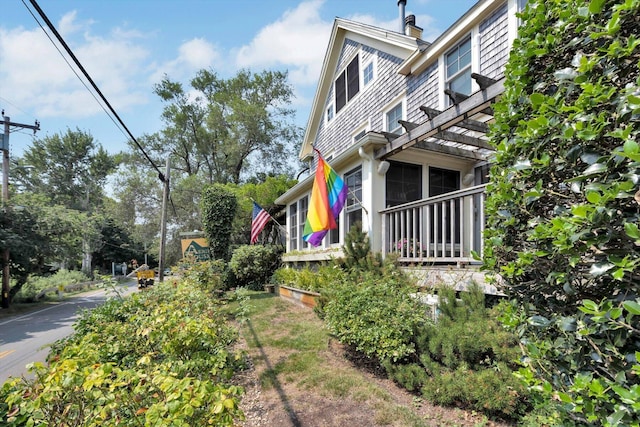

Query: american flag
251,202,270,244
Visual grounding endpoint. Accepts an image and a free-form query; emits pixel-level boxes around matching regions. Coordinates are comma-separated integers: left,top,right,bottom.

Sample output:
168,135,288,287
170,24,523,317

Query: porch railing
381,184,486,263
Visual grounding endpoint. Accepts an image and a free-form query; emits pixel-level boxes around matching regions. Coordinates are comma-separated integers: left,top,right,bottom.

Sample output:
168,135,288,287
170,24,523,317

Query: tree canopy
143,68,301,185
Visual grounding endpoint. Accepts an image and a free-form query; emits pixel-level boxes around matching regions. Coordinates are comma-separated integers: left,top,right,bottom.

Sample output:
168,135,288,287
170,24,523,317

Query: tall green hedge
200,184,237,261
485,0,640,424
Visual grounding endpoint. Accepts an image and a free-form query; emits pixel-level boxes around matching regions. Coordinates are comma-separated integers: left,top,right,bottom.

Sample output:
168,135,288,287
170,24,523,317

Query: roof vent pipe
398,0,407,33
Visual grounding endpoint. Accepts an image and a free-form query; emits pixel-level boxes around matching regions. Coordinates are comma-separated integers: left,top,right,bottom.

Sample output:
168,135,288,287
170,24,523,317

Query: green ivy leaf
530,93,545,106
529,315,551,327
588,0,606,13
623,301,640,315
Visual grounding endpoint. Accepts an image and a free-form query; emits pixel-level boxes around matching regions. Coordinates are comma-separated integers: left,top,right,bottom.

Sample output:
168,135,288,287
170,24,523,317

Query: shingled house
275,0,526,294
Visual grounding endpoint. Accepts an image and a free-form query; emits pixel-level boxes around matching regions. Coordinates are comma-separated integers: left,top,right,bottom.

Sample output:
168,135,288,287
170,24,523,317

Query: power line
25,0,168,184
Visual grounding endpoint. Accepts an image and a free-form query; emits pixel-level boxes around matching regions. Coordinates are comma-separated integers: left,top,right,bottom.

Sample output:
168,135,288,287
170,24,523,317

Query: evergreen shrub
201,184,237,261
229,244,281,290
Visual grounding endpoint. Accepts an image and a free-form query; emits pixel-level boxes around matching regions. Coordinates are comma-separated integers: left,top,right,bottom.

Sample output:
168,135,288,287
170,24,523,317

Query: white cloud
150,38,221,84
0,11,150,119
234,0,332,86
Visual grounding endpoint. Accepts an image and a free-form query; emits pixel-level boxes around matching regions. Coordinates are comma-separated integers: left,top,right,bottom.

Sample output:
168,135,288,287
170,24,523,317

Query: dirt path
234,294,514,427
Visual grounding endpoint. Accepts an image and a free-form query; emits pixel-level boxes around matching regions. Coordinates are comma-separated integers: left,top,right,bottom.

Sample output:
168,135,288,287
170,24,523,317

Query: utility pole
1,113,40,309
158,157,170,283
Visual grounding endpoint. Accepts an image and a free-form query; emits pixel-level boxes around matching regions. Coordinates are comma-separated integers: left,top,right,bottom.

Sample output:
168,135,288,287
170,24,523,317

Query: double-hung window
335,55,360,113
445,36,472,102
386,102,404,135
289,203,298,250
363,61,374,86
345,167,362,232
289,197,310,249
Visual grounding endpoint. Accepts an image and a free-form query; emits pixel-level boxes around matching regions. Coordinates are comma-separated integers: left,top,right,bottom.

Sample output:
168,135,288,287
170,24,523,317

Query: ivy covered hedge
485,0,640,424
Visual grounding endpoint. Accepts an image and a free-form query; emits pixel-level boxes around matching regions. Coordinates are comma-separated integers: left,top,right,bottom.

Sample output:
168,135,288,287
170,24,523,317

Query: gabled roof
299,18,422,160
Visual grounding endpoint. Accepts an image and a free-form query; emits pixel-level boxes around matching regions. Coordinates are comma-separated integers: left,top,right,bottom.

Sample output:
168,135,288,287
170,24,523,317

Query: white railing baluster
381,184,486,263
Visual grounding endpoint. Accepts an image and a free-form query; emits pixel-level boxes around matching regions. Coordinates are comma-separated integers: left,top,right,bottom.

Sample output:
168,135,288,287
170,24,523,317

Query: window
386,161,422,207
446,36,472,101
345,167,362,232
335,55,360,113
326,104,334,122
386,102,403,135
429,167,460,196
289,203,298,250
429,167,460,244
299,196,309,249
330,217,340,244
353,129,366,142
363,61,374,86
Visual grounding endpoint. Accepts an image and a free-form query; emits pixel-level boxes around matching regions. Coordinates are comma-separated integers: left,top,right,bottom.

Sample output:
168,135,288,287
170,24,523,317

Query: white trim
352,121,370,143
299,18,419,160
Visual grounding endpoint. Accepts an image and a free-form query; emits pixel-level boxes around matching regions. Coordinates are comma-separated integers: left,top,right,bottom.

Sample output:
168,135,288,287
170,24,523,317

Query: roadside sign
181,238,210,261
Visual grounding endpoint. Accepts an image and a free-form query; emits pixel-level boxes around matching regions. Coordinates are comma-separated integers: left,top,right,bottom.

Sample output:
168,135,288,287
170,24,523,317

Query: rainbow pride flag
302,149,348,246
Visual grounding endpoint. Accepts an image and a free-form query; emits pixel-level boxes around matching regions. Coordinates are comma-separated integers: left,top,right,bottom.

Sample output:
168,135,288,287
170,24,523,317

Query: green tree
152,68,301,184
485,0,640,424
17,128,115,211
14,129,118,276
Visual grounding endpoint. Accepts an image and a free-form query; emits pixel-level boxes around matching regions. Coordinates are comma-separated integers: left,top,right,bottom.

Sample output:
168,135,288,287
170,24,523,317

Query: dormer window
335,55,360,113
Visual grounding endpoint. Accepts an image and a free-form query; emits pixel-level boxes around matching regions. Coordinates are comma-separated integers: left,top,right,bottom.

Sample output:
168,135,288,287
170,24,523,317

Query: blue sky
0,0,477,158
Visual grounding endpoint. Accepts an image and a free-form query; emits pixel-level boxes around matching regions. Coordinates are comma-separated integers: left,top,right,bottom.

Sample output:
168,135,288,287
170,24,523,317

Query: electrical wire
24,0,168,184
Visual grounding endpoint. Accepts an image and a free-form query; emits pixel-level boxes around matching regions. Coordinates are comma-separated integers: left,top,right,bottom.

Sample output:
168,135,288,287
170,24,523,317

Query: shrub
385,287,528,420
229,244,281,290
271,264,345,293
421,364,527,418
1,275,246,426
180,259,228,292
201,184,237,261
323,270,427,362
14,269,90,302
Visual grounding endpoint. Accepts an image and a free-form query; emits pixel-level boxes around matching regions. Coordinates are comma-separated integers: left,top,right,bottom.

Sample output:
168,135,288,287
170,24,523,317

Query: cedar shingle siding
316,39,405,157
480,3,509,79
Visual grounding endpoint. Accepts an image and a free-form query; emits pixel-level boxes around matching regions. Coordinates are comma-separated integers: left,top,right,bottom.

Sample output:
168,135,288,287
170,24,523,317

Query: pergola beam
419,106,490,133
374,77,505,159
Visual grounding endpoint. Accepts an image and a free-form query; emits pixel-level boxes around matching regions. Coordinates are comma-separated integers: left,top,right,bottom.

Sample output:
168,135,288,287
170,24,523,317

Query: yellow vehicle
136,269,155,288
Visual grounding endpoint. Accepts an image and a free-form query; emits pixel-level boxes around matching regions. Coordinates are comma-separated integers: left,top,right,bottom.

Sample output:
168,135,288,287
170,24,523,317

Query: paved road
0,281,138,384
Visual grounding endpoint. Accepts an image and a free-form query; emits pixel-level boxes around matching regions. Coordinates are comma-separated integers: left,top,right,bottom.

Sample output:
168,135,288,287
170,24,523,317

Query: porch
381,184,486,265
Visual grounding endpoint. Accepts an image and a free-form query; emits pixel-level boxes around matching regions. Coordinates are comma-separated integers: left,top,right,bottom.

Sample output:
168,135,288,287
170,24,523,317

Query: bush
271,264,345,293
14,269,90,302
1,273,246,426
385,286,529,420
180,259,229,292
228,244,281,290
324,270,427,362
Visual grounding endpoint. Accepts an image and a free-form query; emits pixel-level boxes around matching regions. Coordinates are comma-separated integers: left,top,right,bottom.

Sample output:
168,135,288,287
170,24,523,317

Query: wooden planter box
277,285,320,309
